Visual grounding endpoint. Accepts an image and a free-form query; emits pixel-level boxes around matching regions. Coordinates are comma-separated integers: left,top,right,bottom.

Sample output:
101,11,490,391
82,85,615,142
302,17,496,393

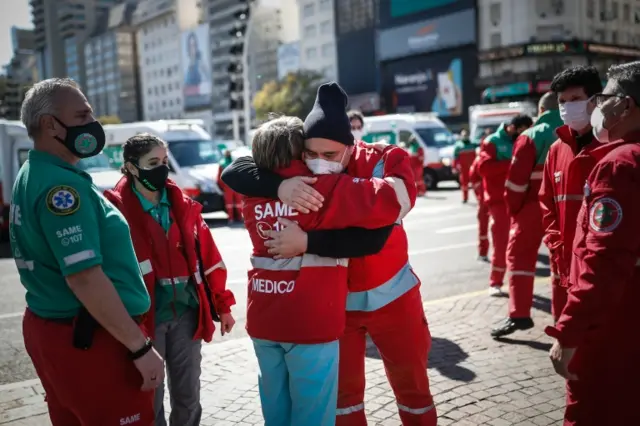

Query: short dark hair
539,91,559,111
606,61,640,104
252,116,305,170
510,115,534,129
550,65,602,98
347,110,364,124
121,133,167,175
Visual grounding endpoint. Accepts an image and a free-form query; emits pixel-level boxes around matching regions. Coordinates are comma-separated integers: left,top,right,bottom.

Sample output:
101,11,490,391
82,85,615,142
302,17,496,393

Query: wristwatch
129,337,153,360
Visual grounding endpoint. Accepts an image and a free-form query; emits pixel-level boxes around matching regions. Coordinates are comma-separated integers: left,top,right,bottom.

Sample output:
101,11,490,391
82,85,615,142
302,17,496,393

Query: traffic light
227,0,254,111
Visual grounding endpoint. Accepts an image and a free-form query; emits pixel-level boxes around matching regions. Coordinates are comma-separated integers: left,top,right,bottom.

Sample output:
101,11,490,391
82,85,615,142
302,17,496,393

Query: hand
277,177,324,214
264,218,307,259
219,313,235,336
133,346,165,391
370,141,389,152
549,340,578,381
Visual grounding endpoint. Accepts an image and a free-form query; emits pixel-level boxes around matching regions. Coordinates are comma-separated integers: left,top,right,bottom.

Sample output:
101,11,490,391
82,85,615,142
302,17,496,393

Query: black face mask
134,164,170,192
53,116,106,158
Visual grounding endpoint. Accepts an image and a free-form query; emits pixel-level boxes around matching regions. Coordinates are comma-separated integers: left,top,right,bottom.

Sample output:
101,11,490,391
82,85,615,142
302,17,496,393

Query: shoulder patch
46,185,81,216
589,197,622,232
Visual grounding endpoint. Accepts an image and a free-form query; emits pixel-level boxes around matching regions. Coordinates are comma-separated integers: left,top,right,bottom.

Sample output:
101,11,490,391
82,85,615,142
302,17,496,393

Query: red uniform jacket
105,177,236,342
243,159,404,344
545,136,640,382
538,126,611,287
344,142,420,312
469,154,484,201
476,129,512,205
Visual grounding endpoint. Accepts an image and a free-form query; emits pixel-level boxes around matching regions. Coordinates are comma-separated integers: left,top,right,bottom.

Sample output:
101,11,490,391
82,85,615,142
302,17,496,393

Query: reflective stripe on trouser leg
506,201,543,318
488,202,509,285
369,288,437,426
336,321,368,426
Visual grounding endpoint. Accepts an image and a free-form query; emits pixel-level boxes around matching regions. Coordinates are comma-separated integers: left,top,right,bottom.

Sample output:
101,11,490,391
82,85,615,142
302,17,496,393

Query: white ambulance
102,120,226,212
468,102,538,144
361,113,457,189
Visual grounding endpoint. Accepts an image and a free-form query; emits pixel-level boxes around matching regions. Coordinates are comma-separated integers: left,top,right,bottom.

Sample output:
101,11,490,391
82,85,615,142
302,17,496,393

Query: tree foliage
98,115,122,125
253,70,325,121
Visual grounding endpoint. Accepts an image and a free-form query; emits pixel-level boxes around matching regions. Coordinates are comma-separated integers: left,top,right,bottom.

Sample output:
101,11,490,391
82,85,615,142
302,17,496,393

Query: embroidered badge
589,197,623,232
46,185,81,216
74,133,98,155
554,171,562,183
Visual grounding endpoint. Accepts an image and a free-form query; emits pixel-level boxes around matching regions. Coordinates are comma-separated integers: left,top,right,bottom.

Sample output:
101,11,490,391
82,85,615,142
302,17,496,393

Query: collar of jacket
536,109,564,130
556,125,601,155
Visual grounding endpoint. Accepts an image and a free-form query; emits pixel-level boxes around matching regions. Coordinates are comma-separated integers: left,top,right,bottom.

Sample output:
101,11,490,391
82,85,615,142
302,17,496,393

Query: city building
2,28,37,120
376,0,480,128
297,0,338,80
334,0,378,113
85,1,141,122
477,0,640,103
248,4,281,95
31,0,120,85
134,0,201,121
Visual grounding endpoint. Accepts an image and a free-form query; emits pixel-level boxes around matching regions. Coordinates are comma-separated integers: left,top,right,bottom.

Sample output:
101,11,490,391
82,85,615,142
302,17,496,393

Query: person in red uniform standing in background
218,150,243,224
452,129,476,203
491,93,562,337
477,115,533,296
547,61,640,426
405,136,427,196
539,66,604,323
469,148,490,261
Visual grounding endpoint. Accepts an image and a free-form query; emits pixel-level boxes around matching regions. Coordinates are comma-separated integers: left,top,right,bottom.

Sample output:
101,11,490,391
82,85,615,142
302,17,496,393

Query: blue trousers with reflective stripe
252,338,339,426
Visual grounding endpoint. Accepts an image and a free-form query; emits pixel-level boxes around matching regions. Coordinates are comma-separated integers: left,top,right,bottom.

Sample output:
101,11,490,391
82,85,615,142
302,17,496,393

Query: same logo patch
589,197,622,232
46,185,81,216
74,133,98,155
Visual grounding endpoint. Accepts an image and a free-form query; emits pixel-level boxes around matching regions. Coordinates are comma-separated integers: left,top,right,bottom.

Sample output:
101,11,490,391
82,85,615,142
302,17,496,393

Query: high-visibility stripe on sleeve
530,171,544,180
384,176,411,221
63,250,96,266
139,259,153,275
505,180,528,192
205,261,225,276
15,258,34,271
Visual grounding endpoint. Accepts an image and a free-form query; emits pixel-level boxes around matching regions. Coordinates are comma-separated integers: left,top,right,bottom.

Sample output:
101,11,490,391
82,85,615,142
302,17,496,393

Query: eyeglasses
351,125,363,131
588,93,626,108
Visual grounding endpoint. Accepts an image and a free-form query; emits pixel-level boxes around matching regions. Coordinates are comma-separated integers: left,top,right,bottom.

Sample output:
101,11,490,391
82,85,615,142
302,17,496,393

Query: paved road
0,184,550,386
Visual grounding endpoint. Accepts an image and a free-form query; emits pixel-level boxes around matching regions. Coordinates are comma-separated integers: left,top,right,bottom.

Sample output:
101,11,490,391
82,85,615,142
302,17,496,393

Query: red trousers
476,201,489,257
221,183,243,221
411,157,427,196
506,201,543,318
23,310,154,426
336,287,436,426
488,201,509,286
458,167,470,202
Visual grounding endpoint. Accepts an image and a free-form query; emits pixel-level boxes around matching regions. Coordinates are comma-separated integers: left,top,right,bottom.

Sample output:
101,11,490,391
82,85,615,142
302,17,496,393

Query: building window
623,3,630,22
306,47,317,59
321,42,333,57
490,33,501,48
337,0,375,34
586,0,595,18
303,3,315,18
304,24,317,38
489,2,501,25
319,0,331,11
320,20,332,34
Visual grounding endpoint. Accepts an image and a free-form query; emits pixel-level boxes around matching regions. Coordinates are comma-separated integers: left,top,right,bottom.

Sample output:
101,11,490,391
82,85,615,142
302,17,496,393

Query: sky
0,1,33,68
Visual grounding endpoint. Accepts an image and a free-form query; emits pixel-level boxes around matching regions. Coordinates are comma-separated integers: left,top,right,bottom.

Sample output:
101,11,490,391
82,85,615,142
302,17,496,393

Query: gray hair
20,78,80,138
607,61,640,104
252,115,305,170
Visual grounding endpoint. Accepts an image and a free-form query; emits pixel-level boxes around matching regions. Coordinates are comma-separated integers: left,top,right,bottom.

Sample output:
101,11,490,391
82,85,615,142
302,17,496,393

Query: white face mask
591,106,610,143
352,129,364,140
560,100,590,131
305,148,347,175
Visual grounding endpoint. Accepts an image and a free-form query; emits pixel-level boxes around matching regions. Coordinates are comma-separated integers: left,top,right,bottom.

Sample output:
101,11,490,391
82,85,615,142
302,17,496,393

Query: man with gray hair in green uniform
10,78,163,426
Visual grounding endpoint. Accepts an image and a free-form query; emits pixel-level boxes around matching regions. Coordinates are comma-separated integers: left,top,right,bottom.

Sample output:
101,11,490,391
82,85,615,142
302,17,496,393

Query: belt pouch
73,306,98,350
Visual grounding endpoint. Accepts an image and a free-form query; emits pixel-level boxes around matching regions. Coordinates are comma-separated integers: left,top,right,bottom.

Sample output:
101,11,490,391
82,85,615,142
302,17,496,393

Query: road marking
435,224,478,234
409,241,477,255
404,212,476,226
0,311,23,320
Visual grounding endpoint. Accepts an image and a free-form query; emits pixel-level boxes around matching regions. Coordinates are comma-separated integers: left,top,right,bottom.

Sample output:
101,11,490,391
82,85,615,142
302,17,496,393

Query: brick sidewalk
0,284,566,426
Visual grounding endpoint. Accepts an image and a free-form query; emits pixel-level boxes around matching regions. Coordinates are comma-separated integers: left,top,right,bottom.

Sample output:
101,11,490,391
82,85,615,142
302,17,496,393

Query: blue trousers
252,338,339,426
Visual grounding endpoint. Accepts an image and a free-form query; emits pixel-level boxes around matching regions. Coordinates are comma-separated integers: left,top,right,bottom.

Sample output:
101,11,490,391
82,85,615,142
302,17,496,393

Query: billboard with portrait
382,47,479,122
181,24,212,110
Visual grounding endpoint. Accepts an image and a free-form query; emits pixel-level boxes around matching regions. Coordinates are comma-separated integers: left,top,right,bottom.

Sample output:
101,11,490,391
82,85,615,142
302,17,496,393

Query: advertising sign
390,0,459,17
181,24,212,110
383,48,479,120
277,42,300,80
377,9,476,61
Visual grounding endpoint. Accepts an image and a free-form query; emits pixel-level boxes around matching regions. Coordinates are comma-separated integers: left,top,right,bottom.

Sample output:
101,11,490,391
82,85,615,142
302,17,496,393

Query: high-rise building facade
3,28,37,120
477,0,640,103
85,2,141,122
297,0,337,80
134,0,201,120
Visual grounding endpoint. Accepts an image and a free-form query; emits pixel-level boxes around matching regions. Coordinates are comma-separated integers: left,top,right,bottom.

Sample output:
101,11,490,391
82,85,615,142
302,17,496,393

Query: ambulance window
399,130,413,145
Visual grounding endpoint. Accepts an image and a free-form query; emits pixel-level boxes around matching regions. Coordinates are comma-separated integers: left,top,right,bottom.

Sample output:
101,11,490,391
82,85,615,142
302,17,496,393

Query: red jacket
104,177,236,342
476,125,512,205
545,135,640,375
469,153,483,201
539,126,611,287
344,142,420,312
242,160,403,344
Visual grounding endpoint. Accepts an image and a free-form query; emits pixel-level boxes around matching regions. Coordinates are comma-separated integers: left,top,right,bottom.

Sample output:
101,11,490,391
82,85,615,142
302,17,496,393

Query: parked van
103,119,226,212
362,113,457,189
468,102,538,144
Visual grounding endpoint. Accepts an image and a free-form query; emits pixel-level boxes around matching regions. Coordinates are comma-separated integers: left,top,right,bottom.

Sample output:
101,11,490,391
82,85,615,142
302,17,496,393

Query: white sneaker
488,286,504,297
